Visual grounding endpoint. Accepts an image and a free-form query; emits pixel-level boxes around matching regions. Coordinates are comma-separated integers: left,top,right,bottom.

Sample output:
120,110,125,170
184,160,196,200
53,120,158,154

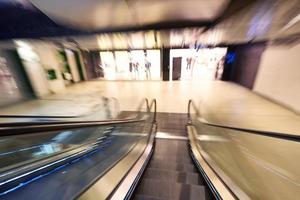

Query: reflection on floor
0,80,300,135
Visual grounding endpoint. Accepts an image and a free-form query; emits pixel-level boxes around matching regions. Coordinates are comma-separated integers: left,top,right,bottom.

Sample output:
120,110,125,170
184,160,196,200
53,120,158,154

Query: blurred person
129,58,133,73
129,58,134,80
133,62,139,80
214,56,225,80
186,57,192,70
144,58,151,80
96,63,104,78
190,56,197,79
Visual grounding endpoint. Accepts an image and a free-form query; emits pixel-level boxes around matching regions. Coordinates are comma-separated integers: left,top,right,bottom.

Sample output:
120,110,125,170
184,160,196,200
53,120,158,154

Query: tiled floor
0,80,300,135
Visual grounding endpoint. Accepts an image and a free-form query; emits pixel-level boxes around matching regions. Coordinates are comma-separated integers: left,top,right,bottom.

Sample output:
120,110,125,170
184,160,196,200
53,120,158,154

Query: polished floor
1,80,300,135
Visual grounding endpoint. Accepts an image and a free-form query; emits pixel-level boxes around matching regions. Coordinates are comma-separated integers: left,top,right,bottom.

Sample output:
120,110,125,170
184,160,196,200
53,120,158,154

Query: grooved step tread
144,168,204,185
154,139,189,150
151,155,193,164
135,179,207,200
148,160,197,173
134,194,168,200
153,150,191,158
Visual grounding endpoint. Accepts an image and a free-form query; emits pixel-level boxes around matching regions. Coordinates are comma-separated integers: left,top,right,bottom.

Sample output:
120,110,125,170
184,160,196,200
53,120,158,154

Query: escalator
0,99,231,200
133,113,210,200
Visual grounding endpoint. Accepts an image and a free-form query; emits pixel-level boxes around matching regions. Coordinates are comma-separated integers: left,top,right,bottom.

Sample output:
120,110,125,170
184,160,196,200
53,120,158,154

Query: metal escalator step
148,160,197,173
143,168,204,185
156,113,188,121
153,150,191,159
154,140,190,153
158,123,187,129
135,179,207,200
151,155,193,164
133,194,168,200
156,128,187,136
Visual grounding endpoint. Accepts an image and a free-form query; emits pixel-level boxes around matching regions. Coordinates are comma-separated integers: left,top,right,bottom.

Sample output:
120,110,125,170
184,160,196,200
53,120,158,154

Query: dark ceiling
0,0,236,39
0,0,300,46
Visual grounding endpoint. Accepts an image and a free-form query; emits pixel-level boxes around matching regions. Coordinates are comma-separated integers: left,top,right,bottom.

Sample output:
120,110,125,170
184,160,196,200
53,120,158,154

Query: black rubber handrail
188,99,300,142
0,98,156,136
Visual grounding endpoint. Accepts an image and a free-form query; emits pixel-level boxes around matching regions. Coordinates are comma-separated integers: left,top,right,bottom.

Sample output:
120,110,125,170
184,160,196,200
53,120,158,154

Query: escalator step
153,151,191,159
156,128,186,136
143,168,203,185
135,179,207,200
134,194,168,200
151,155,193,164
154,140,190,154
158,122,187,128
148,160,197,173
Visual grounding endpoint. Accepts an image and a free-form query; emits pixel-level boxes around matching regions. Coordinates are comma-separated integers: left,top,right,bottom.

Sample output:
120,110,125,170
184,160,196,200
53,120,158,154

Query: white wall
254,42,300,112
22,60,50,97
78,51,88,80
15,40,50,97
31,42,66,93
65,49,81,82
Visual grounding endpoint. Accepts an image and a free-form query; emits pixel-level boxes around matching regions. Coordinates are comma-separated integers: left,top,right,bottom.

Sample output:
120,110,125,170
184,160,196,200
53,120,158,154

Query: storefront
99,49,161,81
169,48,227,81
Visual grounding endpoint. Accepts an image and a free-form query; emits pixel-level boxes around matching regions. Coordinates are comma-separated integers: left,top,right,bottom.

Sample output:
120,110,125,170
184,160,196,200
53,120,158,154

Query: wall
15,41,50,97
21,59,49,97
162,48,170,81
81,50,98,80
78,50,88,80
228,43,266,89
65,49,81,82
31,42,66,93
254,42,300,113
0,49,32,105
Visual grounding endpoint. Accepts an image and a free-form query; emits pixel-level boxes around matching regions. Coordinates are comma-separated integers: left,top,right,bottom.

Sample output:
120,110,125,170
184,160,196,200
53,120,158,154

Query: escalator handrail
141,98,156,122
0,118,141,127
0,98,142,127
148,99,157,123
0,119,144,136
188,99,300,141
0,98,155,136
0,97,116,119
0,98,157,198
81,99,157,200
